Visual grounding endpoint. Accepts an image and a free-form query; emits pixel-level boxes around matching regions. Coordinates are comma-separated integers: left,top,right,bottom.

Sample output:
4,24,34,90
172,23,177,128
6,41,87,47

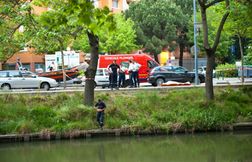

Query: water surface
0,133,252,162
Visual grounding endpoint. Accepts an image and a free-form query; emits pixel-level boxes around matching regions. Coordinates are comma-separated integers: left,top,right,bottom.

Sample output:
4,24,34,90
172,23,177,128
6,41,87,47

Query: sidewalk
213,77,252,85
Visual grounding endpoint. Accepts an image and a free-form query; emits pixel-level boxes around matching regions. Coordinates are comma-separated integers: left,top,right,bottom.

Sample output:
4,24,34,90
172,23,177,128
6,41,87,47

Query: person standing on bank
128,60,134,87
118,64,127,87
108,60,120,90
133,60,141,87
95,99,106,130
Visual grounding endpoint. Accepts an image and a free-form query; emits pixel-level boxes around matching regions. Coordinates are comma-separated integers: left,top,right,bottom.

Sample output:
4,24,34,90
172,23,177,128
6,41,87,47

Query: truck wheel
1,84,11,91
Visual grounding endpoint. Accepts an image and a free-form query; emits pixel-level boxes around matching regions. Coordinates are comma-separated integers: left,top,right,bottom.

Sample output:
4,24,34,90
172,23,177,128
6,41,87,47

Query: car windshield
96,69,104,76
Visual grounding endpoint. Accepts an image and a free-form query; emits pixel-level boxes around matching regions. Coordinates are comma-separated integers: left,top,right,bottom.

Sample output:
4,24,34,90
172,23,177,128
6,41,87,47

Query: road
0,77,252,94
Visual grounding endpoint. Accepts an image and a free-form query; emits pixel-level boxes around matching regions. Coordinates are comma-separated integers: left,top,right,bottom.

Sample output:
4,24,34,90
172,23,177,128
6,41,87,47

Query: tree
0,1,33,68
173,0,194,66
27,6,73,89
33,0,114,105
72,13,138,54
126,0,188,63
225,1,252,82
197,0,230,100
189,8,234,64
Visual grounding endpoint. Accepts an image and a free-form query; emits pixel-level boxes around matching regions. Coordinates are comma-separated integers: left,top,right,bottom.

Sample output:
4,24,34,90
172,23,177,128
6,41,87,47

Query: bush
216,63,238,77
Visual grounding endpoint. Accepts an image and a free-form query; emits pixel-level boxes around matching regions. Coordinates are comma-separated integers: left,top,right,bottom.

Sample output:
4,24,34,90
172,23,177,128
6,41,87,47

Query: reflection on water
0,132,252,162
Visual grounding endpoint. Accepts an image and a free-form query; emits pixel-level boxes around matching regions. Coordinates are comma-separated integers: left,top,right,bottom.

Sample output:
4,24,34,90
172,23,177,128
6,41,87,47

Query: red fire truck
98,54,159,82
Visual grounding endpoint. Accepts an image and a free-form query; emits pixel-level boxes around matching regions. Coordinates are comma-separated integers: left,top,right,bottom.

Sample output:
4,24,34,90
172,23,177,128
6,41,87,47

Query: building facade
2,0,131,72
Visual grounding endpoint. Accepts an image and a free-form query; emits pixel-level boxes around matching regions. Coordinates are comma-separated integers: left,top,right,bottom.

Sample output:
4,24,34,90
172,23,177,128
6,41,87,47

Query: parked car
0,70,58,91
194,66,216,77
81,68,110,88
81,68,131,88
148,66,205,86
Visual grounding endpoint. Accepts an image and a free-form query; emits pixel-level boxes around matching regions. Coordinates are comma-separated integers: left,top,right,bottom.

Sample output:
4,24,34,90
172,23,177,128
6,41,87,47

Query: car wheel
40,82,50,91
1,84,11,91
156,78,164,86
152,83,157,86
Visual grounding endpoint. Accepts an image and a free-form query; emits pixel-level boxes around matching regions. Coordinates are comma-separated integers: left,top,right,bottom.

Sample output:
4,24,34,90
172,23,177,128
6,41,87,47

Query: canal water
0,132,252,162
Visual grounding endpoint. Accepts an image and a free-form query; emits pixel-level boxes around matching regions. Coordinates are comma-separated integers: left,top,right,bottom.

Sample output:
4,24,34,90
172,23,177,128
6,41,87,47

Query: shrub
29,106,56,128
216,63,238,77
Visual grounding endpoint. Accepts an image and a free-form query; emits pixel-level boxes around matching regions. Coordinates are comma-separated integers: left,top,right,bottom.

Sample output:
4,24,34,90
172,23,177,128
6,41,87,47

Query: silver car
0,70,58,91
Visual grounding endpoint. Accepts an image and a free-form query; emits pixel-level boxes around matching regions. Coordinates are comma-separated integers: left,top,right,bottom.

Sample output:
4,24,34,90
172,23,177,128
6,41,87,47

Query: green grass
0,87,252,134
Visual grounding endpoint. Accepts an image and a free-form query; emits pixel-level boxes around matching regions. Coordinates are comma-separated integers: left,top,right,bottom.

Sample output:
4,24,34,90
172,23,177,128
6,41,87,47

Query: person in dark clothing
118,65,126,87
16,58,23,70
95,99,106,130
108,60,120,90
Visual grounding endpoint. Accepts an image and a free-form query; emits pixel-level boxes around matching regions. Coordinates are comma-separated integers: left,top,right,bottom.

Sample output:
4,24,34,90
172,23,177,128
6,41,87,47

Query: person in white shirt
132,60,141,87
128,60,141,87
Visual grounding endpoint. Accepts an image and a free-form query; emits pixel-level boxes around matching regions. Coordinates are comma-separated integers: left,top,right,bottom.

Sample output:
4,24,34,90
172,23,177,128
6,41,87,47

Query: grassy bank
0,86,252,135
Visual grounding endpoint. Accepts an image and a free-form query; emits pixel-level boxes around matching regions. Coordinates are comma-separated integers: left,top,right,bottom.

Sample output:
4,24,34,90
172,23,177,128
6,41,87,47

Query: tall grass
0,87,252,134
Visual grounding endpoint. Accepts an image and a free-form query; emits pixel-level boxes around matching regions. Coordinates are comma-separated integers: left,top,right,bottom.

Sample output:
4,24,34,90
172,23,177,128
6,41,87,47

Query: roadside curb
1,123,252,143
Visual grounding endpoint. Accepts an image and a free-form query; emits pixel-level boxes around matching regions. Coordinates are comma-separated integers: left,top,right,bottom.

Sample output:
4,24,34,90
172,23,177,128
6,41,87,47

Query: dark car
148,66,205,86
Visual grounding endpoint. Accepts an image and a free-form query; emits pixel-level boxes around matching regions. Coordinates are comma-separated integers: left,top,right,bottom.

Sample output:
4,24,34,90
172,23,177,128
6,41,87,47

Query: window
35,63,45,73
0,72,7,78
9,71,21,77
112,0,118,8
121,62,129,69
174,67,187,73
164,66,173,71
21,71,35,78
22,64,30,71
96,69,104,76
148,60,158,69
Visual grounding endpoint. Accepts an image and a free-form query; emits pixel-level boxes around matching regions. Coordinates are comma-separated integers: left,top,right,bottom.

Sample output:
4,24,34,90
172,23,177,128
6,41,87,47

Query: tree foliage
126,0,188,62
72,13,138,54
191,7,234,64
0,1,32,62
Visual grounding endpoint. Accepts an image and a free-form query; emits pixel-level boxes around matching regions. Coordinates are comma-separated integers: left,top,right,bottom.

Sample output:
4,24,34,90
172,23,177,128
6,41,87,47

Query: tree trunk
0,62,2,70
198,0,230,101
59,42,66,89
205,50,215,100
179,43,185,66
238,35,244,83
84,32,99,106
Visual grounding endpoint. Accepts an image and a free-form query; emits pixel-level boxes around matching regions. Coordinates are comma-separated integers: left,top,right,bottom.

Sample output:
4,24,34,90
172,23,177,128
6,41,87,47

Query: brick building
4,48,45,72
2,0,131,72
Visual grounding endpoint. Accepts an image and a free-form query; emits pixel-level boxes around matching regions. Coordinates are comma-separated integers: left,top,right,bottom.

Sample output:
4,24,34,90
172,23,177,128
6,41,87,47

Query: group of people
107,59,141,89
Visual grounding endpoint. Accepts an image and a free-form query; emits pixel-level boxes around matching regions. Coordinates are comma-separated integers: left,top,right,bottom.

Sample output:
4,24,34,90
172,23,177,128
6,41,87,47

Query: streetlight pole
193,0,199,85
